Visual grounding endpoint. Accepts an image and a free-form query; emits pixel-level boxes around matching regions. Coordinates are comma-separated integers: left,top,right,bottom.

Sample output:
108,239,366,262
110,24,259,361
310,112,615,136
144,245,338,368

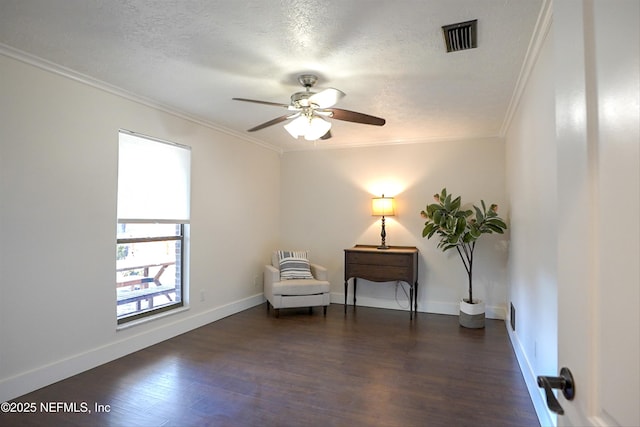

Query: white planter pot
459,299,485,328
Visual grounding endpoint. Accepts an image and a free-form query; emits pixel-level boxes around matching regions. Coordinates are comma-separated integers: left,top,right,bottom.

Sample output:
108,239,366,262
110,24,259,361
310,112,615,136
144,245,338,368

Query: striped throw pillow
278,250,314,280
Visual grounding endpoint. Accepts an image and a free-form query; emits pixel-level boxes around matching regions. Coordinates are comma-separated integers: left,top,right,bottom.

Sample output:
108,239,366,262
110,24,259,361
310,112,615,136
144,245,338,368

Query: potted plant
420,188,507,328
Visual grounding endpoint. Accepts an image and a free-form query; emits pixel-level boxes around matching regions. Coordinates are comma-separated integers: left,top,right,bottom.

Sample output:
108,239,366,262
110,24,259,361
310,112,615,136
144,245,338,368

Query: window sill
116,305,190,331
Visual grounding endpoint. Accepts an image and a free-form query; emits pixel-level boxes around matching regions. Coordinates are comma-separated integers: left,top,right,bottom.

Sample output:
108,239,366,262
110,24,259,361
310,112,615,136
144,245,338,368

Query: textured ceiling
0,0,544,151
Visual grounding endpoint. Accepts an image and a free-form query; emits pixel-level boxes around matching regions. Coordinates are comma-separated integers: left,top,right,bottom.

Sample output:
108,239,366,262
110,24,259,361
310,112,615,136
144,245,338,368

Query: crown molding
499,0,553,137
281,134,504,153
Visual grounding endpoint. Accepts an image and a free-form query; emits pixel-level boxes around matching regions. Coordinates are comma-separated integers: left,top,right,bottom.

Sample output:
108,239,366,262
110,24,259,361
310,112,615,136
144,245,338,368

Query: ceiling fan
232,74,385,141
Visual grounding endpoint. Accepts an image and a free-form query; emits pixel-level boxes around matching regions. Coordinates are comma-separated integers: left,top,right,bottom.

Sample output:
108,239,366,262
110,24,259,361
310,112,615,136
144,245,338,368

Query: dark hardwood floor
1,304,539,427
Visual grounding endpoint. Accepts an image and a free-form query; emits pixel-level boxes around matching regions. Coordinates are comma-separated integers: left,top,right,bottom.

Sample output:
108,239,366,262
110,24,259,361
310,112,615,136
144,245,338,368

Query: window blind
117,130,191,222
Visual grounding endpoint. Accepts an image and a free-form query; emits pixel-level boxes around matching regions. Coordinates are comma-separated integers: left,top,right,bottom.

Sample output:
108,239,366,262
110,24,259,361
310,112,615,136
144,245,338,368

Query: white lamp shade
372,196,395,216
284,114,332,140
284,115,309,138
304,116,331,140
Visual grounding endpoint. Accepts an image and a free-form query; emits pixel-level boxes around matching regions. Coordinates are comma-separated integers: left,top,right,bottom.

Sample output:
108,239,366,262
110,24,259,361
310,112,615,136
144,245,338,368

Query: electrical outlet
200,289,205,302
254,275,260,289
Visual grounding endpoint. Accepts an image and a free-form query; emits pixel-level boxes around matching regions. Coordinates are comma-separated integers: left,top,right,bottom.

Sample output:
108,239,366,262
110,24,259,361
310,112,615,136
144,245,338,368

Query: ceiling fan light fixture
233,73,385,140
284,114,331,141
284,115,308,138
305,116,332,141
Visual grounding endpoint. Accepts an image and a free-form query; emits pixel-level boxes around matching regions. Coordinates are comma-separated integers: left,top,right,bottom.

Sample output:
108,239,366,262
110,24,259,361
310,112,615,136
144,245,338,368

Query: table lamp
372,194,395,249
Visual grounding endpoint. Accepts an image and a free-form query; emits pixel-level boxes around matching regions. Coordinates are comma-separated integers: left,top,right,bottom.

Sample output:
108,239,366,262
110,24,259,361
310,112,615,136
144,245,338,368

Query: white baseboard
0,294,265,403
330,292,506,320
505,321,556,427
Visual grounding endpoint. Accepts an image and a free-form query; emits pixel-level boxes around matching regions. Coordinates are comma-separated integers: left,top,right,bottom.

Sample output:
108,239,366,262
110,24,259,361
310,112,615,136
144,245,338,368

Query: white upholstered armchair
263,250,331,317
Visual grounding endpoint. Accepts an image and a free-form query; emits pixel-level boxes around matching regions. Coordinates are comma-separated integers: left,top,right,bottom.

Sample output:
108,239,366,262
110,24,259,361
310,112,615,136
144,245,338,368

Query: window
116,130,191,324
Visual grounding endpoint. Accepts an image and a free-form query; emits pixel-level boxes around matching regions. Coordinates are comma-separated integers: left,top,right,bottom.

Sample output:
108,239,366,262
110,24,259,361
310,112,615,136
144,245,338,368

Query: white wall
279,139,508,318
504,21,557,426
0,53,281,401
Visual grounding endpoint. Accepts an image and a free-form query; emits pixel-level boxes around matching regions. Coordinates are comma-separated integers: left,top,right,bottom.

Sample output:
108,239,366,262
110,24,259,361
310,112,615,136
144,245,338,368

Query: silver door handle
536,367,575,415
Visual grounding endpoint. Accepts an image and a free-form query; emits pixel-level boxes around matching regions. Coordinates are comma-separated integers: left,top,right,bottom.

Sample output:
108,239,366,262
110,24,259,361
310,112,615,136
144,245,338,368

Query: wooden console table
344,245,419,318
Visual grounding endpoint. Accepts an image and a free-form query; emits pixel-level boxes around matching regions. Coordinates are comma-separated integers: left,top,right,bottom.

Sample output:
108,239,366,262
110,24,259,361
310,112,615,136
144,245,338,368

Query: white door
554,1,639,426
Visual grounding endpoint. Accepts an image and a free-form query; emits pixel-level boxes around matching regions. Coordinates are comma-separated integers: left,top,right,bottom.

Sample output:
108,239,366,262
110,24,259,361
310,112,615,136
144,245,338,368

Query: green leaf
491,218,507,229
474,205,484,222
451,196,461,211
486,224,505,233
433,210,442,224
422,223,435,237
446,216,456,230
442,244,458,252
444,194,452,209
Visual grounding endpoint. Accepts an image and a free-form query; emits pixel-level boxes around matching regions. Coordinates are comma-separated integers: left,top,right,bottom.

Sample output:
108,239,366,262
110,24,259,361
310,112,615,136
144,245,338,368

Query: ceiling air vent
442,19,477,52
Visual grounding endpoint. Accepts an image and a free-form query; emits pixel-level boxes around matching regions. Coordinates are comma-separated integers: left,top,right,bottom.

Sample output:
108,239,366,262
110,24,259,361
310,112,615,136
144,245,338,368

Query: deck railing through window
116,223,184,323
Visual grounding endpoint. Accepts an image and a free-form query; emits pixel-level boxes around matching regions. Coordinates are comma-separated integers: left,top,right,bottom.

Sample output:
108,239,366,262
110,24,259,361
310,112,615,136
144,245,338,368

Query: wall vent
442,19,477,52
510,302,516,331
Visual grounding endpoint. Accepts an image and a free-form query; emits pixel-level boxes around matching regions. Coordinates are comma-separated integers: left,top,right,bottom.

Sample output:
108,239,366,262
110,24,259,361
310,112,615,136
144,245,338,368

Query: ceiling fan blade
232,98,289,108
247,114,293,132
308,88,345,108
327,108,386,126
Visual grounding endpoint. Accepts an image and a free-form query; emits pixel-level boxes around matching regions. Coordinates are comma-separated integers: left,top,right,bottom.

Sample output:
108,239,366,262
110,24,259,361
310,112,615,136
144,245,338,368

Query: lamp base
377,216,390,250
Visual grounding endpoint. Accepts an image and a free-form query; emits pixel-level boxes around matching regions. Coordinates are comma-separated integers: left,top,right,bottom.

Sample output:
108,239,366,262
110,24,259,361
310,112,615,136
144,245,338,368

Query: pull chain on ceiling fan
232,74,385,141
